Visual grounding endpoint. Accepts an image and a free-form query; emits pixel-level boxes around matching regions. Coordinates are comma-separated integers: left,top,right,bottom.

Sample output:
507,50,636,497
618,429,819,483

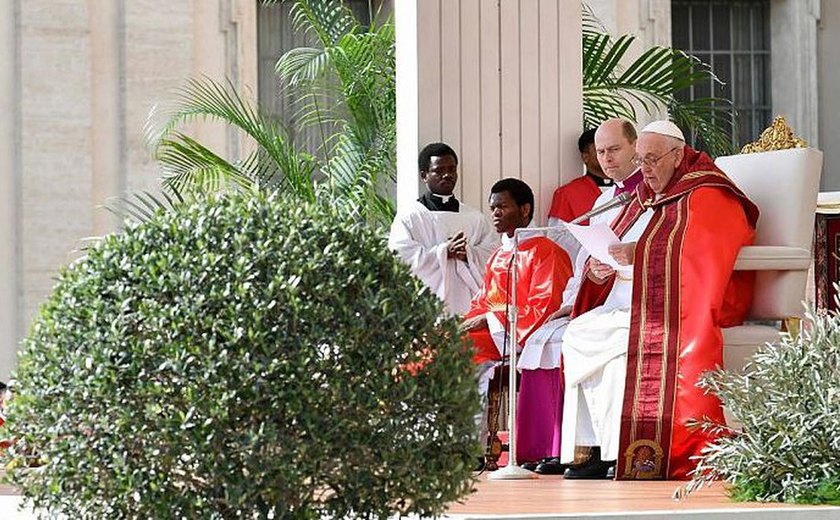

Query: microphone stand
489,227,539,480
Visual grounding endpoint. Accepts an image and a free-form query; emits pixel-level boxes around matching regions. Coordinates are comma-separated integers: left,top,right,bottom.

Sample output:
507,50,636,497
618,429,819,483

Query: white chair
715,148,823,372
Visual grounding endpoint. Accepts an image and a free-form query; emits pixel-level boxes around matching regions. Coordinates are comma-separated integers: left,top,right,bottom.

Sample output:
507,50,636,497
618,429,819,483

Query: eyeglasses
632,147,680,168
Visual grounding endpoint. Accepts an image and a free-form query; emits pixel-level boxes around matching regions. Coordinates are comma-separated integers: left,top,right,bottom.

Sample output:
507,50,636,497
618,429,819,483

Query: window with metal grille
672,0,771,149
257,1,384,152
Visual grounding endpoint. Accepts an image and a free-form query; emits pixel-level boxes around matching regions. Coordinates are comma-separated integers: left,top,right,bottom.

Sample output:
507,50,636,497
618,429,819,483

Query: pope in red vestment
462,179,573,464
565,122,758,480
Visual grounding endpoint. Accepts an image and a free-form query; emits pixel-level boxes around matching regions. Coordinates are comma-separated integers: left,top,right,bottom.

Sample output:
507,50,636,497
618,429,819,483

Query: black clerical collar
418,192,460,212
587,172,612,187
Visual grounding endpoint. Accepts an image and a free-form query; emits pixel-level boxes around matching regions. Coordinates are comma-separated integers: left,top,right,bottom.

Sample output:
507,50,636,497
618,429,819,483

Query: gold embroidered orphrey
741,115,807,154
622,439,665,479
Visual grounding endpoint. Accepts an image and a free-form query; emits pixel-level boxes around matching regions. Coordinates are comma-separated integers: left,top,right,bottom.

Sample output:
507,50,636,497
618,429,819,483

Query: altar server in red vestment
547,129,612,227
561,121,758,480
462,178,574,467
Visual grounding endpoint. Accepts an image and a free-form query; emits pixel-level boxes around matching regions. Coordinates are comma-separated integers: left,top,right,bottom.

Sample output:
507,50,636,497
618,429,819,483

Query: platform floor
444,474,840,519
2,473,839,519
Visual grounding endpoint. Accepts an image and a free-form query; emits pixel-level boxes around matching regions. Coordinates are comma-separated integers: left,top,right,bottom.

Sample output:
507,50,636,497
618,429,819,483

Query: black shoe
520,456,553,472
535,457,567,475
563,458,614,479
474,456,486,472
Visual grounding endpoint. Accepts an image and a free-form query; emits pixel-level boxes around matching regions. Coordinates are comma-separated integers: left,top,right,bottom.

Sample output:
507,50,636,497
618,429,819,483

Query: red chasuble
548,176,602,224
0,414,9,451
466,236,573,364
573,146,759,480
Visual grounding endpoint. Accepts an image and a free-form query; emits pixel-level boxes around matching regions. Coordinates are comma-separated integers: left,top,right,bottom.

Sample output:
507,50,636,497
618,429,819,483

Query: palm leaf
584,34,634,87
135,1,396,229
275,46,332,87
669,98,736,157
582,3,607,36
158,132,255,194
582,24,734,155
283,0,357,47
104,190,187,224
147,77,321,200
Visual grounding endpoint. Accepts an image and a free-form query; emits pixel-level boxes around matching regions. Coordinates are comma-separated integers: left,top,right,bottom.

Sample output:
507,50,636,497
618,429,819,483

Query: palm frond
275,46,332,88
324,125,396,226
583,33,634,87
582,91,637,129
104,190,187,224
287,0,357,47
582,2,607,36
147,77,274,152
669,97,736,157
147,77,323,199
157,132,255,194
582,26,735,155
134,1,396,228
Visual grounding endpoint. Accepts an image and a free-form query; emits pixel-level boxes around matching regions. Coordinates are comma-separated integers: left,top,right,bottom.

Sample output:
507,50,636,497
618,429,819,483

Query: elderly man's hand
460,315,488,332
586,258,615,283
608,242,636,266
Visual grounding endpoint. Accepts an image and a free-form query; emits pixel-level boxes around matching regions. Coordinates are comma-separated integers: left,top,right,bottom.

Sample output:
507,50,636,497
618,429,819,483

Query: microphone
569,191,634,225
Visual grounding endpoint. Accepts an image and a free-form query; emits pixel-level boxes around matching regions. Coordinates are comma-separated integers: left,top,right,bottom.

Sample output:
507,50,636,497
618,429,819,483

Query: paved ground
0,496,34,519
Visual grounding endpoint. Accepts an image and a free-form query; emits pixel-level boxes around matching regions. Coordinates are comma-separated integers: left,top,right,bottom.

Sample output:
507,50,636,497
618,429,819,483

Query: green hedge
3,194,479,519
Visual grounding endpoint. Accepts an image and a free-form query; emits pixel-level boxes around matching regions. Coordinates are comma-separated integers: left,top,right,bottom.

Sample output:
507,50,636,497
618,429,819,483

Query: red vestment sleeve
513,240,573,344
667,187,755,479
464,249,502,364
464,239,573,364
548,177,601,223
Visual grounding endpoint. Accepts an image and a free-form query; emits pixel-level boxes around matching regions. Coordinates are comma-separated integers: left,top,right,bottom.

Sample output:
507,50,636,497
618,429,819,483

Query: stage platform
444,474,840,519
2,474,839,519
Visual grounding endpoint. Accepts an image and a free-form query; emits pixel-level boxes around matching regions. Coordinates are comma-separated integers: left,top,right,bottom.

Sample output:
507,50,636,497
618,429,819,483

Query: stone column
771,0,820,147
818,0,840,189
0,0,20,381
89,0,126,235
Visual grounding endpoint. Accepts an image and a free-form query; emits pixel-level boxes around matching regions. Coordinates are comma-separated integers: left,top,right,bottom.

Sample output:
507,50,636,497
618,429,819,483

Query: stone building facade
2,0,837,380
1,1,257,380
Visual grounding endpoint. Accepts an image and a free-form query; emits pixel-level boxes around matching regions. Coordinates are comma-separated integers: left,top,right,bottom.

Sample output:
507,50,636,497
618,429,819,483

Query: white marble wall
0,1,21,383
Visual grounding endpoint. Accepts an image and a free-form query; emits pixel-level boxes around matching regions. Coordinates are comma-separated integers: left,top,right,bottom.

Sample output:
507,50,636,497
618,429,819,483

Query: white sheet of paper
564,222,629,271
